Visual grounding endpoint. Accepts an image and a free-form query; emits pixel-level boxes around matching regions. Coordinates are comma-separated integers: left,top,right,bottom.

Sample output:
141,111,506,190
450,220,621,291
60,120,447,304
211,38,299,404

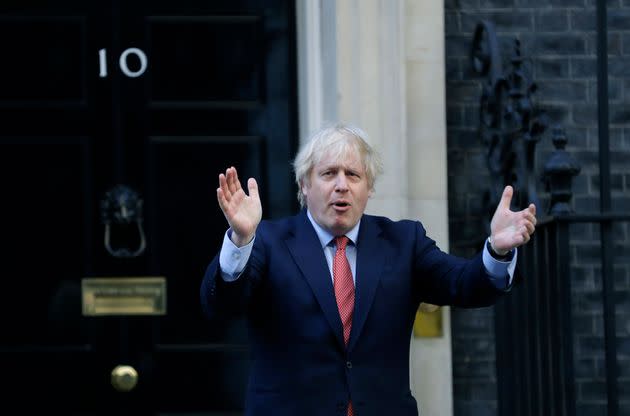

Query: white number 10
99,48,148,78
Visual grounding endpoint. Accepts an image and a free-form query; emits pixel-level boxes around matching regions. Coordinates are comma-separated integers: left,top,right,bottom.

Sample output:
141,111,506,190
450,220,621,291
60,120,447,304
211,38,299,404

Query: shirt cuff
482,238,517,290
218,229,255,281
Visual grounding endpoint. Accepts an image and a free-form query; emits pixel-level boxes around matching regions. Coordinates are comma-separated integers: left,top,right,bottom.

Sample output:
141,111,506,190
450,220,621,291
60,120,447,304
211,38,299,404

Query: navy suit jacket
200,210,509,416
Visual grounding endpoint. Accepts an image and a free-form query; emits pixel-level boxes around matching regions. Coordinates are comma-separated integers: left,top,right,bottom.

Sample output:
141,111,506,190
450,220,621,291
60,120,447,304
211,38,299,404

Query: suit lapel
286,211,345,350
348,215,386,351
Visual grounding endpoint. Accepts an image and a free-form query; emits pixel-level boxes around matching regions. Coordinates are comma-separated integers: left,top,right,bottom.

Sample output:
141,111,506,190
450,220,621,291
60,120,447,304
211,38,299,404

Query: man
200,123,536,416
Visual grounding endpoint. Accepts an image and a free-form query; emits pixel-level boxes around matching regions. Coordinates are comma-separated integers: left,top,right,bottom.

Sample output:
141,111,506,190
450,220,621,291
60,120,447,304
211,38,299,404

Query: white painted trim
296,0,337,143
297,0,323,142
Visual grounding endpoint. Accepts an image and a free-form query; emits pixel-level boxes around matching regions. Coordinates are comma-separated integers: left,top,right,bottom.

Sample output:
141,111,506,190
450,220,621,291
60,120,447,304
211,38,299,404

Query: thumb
247,178,259,199
499,185,513,210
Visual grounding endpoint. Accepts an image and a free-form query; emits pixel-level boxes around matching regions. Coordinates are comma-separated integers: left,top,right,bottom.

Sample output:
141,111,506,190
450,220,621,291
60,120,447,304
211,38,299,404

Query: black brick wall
445,1,630,415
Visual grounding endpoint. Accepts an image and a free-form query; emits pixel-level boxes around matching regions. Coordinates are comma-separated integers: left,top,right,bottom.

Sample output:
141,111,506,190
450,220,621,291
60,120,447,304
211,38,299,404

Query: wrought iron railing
495,212,630,416
472,9,627,414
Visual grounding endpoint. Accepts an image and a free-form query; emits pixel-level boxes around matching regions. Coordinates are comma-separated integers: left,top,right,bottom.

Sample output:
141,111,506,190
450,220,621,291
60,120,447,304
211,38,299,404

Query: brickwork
445,0,630,415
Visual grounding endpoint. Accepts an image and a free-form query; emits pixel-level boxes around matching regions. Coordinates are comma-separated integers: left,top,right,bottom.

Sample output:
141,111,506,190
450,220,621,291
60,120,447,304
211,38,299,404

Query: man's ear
368,188,374,198
301,179,310,196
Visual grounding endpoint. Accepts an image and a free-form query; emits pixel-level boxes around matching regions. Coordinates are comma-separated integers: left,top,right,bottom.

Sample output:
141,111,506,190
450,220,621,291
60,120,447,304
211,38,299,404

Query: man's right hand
217,167,261,247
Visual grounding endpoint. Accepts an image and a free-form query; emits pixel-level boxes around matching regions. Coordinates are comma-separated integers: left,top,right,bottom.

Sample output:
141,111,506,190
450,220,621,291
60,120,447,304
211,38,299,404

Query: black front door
0,1,297,414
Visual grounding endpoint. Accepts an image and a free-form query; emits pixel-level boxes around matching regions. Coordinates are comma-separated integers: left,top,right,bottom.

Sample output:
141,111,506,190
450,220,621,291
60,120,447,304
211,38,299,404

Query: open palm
217,167,262,247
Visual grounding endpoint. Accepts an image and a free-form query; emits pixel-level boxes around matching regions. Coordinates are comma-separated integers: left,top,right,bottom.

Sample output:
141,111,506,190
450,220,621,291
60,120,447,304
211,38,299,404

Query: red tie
334,236,354,345
333,236,354,416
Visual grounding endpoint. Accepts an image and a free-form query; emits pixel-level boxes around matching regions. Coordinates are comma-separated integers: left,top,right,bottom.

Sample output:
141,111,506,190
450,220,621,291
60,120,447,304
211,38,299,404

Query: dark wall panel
0,17,86,103
0,138,92,345
148,17,263,103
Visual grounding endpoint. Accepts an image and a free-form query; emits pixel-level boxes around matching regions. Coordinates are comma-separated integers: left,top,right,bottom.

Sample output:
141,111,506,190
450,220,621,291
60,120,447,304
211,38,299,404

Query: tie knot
335,236,349,251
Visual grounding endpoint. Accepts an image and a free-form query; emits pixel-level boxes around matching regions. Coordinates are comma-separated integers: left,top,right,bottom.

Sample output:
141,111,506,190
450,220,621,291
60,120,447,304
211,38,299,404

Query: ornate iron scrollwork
471,21,549,230
100,185,146,258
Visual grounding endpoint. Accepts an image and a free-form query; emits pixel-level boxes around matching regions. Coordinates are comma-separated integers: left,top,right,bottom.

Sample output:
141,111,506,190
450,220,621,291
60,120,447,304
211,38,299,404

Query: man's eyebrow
318,164,339,170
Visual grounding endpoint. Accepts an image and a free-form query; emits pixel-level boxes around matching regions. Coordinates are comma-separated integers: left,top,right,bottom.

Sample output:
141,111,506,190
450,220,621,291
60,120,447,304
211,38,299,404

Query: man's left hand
489,185,537,255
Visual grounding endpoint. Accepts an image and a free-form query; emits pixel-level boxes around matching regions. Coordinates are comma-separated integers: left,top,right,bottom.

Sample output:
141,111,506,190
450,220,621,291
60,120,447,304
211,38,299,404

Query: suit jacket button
346,361,352,369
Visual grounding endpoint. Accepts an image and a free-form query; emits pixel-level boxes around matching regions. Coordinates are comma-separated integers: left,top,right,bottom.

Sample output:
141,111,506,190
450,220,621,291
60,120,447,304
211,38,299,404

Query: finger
217,188,228,213
524,221,535,235
511,228,526,247
219,173,231,201
232,167,243,191
528,203,537,217
521,233,530,245
522,211,536,225
228,167,243,192
247,178,259,199
226,168,238,195
527,211,537,222
499,186,513,211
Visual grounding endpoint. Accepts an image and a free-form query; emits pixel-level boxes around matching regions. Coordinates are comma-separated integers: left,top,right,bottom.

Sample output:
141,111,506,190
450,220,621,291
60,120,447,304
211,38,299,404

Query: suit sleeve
412,222,507,308
200,231,267,320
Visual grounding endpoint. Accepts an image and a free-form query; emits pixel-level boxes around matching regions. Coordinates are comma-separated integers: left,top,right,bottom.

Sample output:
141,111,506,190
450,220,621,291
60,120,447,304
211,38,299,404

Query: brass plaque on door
82,277,166,316
413,305,443,338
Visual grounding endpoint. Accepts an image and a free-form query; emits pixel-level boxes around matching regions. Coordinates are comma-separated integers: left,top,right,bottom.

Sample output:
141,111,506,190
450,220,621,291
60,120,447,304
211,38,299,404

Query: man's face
302,148,372,236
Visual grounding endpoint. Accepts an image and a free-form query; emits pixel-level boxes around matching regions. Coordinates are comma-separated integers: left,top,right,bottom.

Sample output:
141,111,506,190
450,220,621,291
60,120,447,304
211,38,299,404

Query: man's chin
328,220,355,236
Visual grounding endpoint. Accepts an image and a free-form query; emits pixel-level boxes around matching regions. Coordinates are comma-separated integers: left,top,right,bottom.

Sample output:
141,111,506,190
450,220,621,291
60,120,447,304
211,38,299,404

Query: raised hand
489,186,537,255
217,167,262,247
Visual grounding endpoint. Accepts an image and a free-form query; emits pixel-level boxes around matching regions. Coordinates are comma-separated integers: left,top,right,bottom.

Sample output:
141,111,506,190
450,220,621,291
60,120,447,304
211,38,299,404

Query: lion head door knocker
100,185,146,258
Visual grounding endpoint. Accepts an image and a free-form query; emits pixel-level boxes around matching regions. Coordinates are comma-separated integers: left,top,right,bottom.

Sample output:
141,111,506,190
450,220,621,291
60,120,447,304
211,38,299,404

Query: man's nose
334,173,349,191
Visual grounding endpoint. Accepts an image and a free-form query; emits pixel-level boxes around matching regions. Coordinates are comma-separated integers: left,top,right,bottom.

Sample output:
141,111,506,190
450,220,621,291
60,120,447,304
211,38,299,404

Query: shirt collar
306,209,360,248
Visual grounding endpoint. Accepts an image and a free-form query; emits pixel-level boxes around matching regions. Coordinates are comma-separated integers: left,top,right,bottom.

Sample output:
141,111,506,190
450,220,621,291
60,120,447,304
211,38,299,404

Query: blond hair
293,123,383,207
